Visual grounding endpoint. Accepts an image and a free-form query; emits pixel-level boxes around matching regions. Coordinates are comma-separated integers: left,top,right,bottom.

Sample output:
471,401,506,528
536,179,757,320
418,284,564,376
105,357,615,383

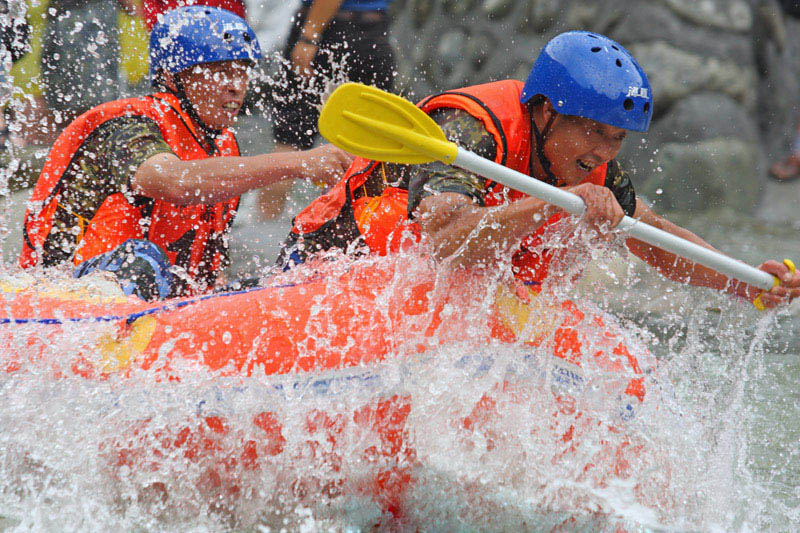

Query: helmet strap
173,75,222,156
528,101,558,186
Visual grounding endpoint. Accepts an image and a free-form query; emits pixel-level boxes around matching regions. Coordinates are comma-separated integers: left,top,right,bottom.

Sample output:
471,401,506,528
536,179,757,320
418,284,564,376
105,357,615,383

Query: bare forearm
302,0,344,42
626,203,743,296
133,152,308,205
419,194,556,267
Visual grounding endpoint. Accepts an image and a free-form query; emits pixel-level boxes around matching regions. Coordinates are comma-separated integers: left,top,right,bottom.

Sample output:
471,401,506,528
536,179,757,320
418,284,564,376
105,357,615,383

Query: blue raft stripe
0,279,308,326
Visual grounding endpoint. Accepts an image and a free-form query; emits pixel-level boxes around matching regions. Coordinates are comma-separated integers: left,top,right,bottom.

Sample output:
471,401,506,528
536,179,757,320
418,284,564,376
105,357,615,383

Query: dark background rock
650,94,759,145
388,0,800,222
638,139,760,212
663,0,752,32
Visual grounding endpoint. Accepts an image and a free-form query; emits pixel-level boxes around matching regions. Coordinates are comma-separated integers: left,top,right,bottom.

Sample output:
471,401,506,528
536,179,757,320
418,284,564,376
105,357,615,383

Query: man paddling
20,6,353,299
280,30,800,309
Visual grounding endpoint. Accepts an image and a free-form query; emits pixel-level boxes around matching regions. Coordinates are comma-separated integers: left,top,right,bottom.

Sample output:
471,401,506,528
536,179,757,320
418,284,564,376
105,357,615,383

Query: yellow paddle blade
318,83,459,165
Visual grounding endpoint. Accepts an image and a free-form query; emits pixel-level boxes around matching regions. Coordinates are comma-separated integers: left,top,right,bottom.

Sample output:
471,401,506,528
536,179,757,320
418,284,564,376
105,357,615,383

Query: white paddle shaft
454,149,775,290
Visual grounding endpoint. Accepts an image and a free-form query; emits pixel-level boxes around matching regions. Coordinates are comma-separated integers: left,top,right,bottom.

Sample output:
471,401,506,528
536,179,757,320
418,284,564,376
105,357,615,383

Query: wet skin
172,60,251,131
529,100,628,231
538,110,627,187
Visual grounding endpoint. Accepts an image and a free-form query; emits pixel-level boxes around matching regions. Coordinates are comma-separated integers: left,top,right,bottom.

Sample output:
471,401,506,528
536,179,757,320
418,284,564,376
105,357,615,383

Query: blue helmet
521,31,653,132
149,6,262,85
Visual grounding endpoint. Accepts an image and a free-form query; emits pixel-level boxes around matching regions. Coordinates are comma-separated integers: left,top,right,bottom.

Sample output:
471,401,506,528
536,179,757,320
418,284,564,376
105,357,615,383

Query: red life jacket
20,92,240,294
284,80,606,282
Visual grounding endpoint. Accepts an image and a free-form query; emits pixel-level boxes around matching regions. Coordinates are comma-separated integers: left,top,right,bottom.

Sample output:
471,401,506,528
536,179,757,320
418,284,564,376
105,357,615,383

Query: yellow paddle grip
753,259,796,310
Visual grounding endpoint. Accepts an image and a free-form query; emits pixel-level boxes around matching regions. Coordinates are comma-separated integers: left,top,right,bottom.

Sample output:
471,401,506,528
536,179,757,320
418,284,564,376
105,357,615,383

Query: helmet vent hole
616,58,622,67
243,33,251,42
588,34,598,39
643,102,650,113
611,45,619,51
223,32,232,41
591,46,601,53
623,98,634,111
204,9,211,14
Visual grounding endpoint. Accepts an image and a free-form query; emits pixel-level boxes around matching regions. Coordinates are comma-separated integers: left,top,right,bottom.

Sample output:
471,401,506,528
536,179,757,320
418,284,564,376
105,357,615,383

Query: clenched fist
299,144,355,187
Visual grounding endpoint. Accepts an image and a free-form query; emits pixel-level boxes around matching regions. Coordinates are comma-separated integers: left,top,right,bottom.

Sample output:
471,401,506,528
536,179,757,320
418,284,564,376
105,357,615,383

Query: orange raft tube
0,254,651,520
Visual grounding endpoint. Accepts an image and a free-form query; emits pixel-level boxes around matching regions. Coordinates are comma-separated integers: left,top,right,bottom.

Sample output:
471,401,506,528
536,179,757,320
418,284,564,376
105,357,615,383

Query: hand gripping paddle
319,82,789,298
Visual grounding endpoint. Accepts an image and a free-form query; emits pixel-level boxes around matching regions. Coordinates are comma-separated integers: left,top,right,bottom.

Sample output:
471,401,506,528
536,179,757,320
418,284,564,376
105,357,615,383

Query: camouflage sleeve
604,159,637,217
101,116,176,192
406,108,497,216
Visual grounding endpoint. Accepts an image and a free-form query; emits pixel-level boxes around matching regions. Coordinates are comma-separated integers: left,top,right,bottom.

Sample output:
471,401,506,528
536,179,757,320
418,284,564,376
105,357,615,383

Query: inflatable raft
0,253,652,522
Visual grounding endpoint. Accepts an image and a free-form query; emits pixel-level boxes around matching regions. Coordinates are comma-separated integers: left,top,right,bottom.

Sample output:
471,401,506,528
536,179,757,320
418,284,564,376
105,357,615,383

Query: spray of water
0,216,791,531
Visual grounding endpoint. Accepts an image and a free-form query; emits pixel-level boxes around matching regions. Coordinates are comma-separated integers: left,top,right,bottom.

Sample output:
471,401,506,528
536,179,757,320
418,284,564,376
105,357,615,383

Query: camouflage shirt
369,108,637,217
42,116,176,266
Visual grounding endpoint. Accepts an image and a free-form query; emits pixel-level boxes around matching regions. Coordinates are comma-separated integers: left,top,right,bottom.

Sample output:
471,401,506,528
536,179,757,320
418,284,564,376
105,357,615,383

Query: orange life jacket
20,92,240,294
284,80,606,282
